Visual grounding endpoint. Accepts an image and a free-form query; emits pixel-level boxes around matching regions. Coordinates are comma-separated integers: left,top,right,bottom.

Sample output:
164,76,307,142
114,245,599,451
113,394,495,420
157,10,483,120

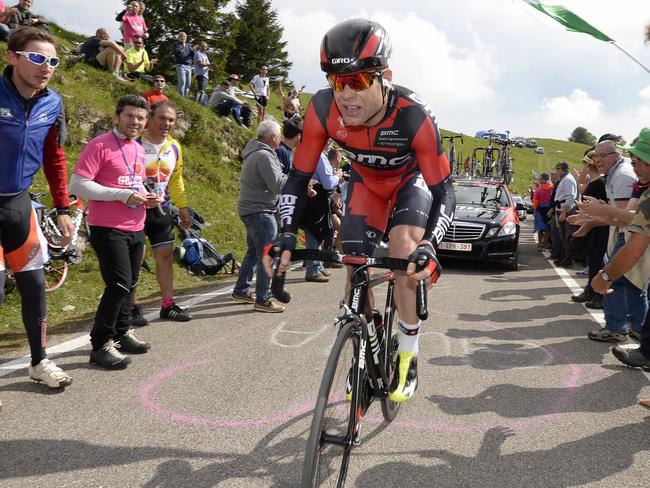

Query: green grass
0,25,588,351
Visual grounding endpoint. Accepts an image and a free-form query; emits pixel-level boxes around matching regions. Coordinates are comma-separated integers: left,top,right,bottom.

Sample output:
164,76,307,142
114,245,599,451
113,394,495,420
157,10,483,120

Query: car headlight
485,227,499,238
498,221,517,236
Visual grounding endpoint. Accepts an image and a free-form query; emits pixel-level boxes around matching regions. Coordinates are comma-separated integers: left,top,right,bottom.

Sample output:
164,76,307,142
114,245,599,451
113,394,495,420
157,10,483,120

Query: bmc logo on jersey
0,107,12,118
379,129,399,137
331,57,355,64
350,152,412,168
408,92,437,124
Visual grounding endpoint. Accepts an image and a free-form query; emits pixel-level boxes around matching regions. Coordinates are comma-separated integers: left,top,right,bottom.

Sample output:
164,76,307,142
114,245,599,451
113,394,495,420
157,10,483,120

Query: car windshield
455,184,509,207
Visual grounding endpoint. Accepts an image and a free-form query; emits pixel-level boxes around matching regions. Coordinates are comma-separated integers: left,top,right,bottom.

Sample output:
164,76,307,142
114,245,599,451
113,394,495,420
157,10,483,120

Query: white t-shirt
250,74,269,96
606,158,637,205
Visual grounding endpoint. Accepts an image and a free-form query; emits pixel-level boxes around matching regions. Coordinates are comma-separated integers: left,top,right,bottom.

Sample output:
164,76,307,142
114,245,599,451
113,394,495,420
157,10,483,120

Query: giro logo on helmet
331,58,355,64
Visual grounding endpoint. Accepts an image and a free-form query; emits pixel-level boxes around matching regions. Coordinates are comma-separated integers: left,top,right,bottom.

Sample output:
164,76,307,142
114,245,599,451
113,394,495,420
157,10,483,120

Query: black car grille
444,222,486,241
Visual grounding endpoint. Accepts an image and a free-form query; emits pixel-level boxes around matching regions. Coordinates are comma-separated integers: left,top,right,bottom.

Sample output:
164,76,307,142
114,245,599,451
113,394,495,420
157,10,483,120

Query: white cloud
639,85,650,100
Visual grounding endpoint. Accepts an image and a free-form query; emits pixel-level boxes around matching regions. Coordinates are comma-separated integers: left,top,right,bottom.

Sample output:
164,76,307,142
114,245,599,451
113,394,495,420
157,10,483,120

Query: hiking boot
115,330,151,354
131,304,149,327
571,290,593,303
90,340,132,369
305,274,329,283
388,352,418,404
587,328,628,343
254,299,285,313
231,292,256,304
320,269,332,277
640,399,650,409
585,295,603,309
612,346,650,369
28,359,72,389
160,304,192,322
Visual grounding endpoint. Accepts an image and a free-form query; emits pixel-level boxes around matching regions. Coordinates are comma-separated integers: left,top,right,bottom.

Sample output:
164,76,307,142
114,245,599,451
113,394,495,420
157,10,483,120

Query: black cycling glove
408,244,442,283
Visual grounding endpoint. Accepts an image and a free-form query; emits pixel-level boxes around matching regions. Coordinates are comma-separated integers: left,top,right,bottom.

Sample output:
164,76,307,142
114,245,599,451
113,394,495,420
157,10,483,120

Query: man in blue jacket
0,27,74,388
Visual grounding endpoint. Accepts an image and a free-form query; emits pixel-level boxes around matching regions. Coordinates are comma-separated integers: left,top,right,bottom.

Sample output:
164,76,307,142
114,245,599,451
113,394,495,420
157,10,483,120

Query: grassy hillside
0,25,589,350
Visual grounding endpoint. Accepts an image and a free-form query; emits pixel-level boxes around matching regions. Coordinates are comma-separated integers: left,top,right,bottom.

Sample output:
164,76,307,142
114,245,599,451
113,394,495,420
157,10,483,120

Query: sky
34,0,650,143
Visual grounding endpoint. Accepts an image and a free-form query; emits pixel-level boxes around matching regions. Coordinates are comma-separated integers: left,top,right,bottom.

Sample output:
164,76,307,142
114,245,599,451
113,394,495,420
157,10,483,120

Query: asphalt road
2,221,650,487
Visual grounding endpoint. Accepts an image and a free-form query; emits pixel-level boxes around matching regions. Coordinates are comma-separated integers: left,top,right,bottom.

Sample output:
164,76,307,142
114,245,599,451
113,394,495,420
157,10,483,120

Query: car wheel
506,249,519,271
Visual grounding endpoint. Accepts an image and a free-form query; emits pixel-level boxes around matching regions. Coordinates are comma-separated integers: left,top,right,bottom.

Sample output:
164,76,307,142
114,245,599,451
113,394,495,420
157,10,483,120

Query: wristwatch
601,270,612,281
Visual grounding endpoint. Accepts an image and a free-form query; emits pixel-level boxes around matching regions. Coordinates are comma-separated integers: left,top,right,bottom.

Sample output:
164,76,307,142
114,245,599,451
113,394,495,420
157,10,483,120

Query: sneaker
612,346,650,369
345,367,353,401
587,328,628,343
629,330,642,341
131,304,149,327
576,267,589,277
90,340,132,369
28,359,72,389
305,274,329,283
585,295,603,309
115,330,151,354
553,259,573,267
160,303,192,322
388,352,418,404
571,291,593,303
253,299,285,313
231,292,256,304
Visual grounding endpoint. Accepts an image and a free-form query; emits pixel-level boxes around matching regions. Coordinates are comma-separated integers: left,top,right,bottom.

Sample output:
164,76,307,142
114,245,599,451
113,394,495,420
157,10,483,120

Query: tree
121,0,232,78
225,0,291,83
568,127,597,146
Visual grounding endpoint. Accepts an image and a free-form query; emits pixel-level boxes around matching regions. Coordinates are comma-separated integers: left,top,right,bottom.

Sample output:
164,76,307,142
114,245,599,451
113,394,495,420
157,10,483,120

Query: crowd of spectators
531,130,650,379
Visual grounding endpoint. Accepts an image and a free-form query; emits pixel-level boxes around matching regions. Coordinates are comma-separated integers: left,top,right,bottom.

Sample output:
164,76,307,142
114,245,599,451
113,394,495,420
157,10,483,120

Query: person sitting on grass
79,28,127,81
124,35,157,83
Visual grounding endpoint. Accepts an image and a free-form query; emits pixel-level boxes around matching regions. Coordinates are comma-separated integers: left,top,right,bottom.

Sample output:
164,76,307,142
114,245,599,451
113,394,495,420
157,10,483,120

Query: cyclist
265,19,455,403
0,28,74,388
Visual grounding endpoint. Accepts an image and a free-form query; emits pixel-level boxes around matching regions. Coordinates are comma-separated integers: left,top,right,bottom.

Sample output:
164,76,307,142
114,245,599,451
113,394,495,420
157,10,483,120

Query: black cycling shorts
0,191,48,272
144,207,175,248
340,166,433,256
255,95,268,107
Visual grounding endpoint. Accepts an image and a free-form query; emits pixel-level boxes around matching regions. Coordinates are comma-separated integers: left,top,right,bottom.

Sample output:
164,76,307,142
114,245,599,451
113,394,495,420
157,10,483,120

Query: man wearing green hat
598,128,650,372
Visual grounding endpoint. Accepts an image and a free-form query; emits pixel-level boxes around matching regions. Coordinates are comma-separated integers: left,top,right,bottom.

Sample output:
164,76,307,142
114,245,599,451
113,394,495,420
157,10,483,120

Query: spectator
69,94,161,369
208,80,247,126
551,161,577,266
586,138,642,342
5,0,47,31
172,32,193,97
231,120,287,313
250,65,269,122
278,79,306,120
78,28,127,81
326,147,345,255
141,75,169,105
225,74,253,126
193,41,213,105
569,152,609,308
304,149,343,282
275,115,303,175
533,173,553,251
0,1,13,41
121,0,148,49
124,35,157,82
130,101,193,325
0,27,73,388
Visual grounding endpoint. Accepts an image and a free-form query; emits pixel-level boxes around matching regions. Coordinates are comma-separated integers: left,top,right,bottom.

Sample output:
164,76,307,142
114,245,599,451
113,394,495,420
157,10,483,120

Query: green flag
524,1,614,42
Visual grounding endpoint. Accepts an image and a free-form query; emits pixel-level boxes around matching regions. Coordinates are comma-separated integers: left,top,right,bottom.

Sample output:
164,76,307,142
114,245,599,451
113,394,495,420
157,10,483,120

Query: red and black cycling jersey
279,84,455,246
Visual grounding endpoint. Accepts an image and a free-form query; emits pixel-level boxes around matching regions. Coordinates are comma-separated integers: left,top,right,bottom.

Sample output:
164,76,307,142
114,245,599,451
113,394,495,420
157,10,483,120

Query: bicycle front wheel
44,259,68,292
302,321,358,488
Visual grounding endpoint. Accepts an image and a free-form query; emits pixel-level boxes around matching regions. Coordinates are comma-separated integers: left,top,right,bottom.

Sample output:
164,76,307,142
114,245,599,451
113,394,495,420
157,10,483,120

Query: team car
437,179,522,271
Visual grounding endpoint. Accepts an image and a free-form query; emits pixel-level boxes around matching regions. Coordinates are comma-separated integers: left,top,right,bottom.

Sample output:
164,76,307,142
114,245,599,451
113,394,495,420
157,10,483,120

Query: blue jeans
234,212,277,304
175,64,192,97
305,230,324,278
602,233,649,334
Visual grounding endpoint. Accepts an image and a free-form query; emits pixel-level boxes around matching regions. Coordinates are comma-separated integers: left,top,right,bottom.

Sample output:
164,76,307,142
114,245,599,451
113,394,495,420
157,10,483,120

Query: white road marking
0,283,236,378
270,320,333,348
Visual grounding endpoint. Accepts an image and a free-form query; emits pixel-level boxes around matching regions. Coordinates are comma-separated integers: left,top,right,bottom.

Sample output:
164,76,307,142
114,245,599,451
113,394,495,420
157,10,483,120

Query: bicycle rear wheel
44,259,68,292
302,321,358,488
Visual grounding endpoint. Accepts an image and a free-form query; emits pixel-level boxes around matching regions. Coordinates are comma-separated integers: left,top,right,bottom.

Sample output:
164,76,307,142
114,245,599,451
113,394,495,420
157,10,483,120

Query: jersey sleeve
278,99,329,233
42,105,70,209
411,111,455,247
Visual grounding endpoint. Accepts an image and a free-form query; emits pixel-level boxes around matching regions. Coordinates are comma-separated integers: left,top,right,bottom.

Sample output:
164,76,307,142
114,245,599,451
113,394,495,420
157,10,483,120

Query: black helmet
320,19,392,75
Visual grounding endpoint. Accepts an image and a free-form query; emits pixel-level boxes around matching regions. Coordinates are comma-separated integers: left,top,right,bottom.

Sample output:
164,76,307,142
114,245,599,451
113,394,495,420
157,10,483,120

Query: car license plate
439,242,472,252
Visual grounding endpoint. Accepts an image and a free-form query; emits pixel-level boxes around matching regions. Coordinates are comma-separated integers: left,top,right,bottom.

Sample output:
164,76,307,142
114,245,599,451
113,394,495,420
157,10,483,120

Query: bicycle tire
302,321,358,488
44,259,68,292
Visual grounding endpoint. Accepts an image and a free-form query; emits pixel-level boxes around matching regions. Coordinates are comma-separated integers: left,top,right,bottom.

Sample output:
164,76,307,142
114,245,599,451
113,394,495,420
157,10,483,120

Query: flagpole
609,42,650,76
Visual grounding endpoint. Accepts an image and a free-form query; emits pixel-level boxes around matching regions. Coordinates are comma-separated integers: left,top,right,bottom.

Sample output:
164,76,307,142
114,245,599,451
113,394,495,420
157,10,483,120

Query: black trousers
640,285,650,359
584,226,609,295
89,226,144,350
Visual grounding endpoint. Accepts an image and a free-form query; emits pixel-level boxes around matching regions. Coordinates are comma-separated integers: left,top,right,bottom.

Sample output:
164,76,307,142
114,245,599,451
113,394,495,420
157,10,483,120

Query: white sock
397,320,421,356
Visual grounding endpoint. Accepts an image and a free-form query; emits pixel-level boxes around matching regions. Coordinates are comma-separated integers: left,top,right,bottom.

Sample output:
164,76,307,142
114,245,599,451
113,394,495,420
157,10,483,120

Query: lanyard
113,131,139,188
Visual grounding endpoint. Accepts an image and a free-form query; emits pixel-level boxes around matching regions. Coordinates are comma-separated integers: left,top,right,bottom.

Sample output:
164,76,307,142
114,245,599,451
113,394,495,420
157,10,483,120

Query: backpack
177,233,237,276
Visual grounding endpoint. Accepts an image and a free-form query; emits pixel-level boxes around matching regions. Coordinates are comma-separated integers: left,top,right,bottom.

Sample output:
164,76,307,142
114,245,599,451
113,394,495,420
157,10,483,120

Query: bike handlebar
267,248,433,320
